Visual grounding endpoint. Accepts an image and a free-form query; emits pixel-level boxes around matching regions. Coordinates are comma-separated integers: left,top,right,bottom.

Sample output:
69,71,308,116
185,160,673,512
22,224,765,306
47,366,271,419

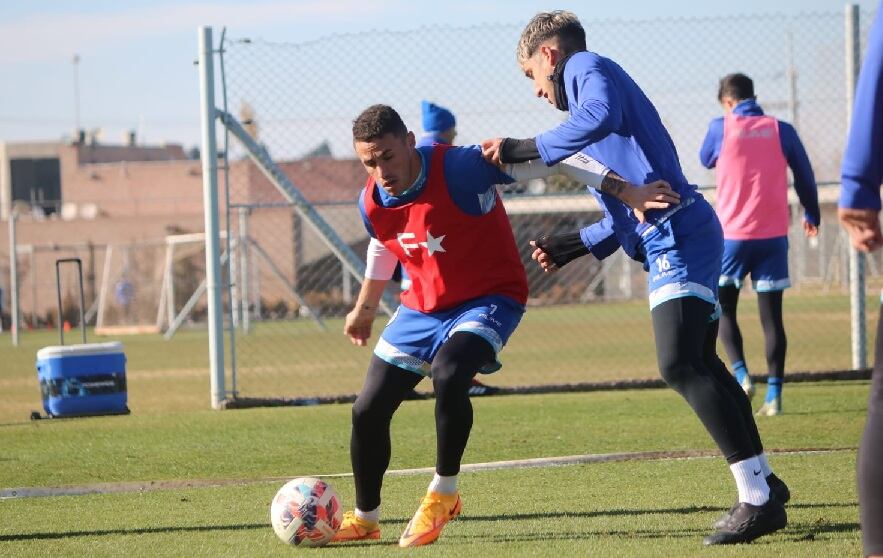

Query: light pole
73,54,80,136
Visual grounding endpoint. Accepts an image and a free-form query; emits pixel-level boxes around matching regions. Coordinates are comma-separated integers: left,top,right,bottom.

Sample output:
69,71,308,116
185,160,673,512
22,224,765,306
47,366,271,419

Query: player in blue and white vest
838,5,883,556
482,10,788,545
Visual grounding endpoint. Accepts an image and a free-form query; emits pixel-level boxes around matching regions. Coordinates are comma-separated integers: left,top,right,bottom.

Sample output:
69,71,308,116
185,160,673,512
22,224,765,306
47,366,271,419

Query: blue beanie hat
421,100,456,132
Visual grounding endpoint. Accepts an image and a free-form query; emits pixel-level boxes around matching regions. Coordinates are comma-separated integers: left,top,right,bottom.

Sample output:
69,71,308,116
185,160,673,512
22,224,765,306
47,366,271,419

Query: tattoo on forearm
599,171,627,198
361,304,376,311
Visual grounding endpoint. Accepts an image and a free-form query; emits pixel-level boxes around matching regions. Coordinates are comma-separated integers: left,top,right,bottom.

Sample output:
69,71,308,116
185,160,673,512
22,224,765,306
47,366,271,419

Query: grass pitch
0,382,868,556
1,291,876,421
0,294,872,556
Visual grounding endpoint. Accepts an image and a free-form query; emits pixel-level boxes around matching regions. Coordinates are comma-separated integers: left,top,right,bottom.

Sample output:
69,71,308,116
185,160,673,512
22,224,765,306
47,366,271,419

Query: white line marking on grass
0,447,853,500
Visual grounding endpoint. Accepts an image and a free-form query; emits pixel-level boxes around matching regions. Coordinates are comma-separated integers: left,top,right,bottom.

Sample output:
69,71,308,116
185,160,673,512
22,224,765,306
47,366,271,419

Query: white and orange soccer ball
270,477,343,546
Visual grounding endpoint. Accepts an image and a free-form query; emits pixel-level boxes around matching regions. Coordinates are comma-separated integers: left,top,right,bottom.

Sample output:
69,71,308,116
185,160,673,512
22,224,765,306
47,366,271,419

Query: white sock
757,453,773,478
355,506,380,524
428,473,458,495
730,457,770,505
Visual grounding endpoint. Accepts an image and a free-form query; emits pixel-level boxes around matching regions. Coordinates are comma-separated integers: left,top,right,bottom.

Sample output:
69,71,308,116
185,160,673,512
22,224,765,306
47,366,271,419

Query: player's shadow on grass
2,504,858,545
0,522,266,542
374,500,858,527
787,520,861,541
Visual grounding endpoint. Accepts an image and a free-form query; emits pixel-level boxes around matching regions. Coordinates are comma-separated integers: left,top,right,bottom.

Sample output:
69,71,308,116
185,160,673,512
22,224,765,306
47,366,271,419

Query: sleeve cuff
839,177,883,211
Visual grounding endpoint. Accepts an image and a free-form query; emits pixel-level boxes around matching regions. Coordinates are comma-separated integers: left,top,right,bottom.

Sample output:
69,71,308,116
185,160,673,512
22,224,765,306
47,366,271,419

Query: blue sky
0,0,878,148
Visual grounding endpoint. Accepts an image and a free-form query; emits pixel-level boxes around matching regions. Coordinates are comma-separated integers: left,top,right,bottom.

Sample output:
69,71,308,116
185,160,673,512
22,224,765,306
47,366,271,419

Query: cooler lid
37,342,125,360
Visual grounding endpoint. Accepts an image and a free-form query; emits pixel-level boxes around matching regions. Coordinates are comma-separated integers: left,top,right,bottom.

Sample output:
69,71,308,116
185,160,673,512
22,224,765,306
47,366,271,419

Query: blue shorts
642,196,723,311
374,294,525,377
719,236,790,292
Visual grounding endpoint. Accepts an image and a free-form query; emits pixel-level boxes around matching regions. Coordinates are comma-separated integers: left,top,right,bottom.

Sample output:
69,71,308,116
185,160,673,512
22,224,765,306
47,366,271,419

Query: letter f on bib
397,232,419,256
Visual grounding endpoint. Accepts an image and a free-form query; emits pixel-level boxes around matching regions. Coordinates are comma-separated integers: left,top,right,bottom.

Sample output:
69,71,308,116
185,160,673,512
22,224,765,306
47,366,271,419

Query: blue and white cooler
36,342,129,418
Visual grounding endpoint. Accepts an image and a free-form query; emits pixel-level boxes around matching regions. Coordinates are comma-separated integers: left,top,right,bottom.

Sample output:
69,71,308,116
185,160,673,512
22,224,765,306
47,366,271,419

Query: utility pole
73,54,81,136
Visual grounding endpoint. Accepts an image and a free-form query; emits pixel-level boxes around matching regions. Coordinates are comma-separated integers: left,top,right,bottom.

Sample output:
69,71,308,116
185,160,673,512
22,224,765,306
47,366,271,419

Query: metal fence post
238,207,251,334
199,25,226,408
8,210,19,346
846,3,866,370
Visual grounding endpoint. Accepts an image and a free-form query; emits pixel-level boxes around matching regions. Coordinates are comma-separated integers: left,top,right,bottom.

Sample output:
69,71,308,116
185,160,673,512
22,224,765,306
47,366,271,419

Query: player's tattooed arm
556,155,680,218
598,171,627,198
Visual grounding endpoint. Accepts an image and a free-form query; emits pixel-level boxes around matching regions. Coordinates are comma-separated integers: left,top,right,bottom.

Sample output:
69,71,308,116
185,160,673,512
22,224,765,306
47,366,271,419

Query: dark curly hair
352,104,408,142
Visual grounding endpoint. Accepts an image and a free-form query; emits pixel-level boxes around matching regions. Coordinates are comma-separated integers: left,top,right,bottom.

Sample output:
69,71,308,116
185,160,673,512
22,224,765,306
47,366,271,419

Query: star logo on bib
419,231,446,256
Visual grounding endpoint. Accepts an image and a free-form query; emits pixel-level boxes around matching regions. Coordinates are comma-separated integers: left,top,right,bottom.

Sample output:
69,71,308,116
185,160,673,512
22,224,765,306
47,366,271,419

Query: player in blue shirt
482,10,788,545
838,5,883,556
700,74,821,415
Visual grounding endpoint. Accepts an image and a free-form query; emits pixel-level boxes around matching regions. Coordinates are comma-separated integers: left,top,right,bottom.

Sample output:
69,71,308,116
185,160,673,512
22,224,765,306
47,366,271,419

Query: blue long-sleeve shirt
699,98,821,226
535,50,699,261
840,7,883,211
358,145,513,238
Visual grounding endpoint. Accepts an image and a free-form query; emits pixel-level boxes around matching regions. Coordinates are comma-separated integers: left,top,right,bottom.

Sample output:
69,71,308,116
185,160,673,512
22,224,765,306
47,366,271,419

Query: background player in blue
417,100,457,148
700,73,821,416
482,10,789,545
838,5,883,556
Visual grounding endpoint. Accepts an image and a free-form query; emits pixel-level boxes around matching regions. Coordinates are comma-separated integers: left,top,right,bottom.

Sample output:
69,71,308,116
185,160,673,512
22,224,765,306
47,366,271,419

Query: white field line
0,447,851,500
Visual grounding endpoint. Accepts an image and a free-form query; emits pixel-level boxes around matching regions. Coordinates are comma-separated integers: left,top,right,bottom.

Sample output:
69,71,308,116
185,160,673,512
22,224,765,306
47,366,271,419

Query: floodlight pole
73,54,81,135
198,26,226,408
846,4,866,370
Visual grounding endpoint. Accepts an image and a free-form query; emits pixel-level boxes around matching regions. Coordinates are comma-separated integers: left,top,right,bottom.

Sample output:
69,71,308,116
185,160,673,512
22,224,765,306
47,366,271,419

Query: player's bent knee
351,396,395,430
431,357,478,397
658,360,696,391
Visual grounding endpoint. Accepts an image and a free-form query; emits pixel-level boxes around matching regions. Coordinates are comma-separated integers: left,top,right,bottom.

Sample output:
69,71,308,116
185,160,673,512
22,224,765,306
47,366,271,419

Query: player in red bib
332,104,527,548
333,104,677,547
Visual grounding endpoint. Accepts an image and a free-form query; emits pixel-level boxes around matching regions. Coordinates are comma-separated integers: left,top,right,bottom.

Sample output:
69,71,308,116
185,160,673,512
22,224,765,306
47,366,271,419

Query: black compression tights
718,285,787,378
859,305,883,557
652,297,764,464
349,332,494,511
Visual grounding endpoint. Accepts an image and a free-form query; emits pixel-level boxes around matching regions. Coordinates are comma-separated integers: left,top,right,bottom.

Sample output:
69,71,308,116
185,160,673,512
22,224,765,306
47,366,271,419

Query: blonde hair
517,10,586,63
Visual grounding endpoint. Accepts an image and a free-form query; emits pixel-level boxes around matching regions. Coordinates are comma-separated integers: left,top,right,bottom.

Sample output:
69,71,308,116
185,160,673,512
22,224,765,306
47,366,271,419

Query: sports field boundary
0,447,855,501
220,368,872,409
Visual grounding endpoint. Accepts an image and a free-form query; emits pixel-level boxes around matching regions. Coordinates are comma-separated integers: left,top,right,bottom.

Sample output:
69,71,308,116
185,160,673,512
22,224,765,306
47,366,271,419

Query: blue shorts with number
642,196,724,312
374,294,525,377
719,236,790,292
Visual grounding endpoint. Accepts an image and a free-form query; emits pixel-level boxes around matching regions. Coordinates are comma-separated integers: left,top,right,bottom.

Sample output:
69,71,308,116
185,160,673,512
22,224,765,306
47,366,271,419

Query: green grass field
0,294,873,556
2,291,876,421
0,380,868,556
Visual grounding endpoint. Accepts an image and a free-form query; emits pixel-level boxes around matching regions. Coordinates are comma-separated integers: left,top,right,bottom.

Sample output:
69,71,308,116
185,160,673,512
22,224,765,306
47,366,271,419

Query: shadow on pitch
787,520,861,542
376,500,858,528
4,504,857,545
0,522,267,542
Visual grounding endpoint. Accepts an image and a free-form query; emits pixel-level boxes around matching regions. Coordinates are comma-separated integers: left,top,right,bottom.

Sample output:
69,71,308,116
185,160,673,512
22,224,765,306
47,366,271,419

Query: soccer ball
270,477,343,546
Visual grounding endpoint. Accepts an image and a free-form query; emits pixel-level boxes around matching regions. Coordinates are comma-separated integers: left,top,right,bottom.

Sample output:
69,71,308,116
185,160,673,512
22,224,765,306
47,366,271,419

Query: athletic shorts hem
449,323,504,373
753,278,791,292
450,321,504,353
649,281,717,310
374,337,431,377
718,275,743,289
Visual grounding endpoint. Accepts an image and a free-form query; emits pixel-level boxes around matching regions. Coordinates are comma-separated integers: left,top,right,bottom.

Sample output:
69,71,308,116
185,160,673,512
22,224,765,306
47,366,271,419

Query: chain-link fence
205,9,881,402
